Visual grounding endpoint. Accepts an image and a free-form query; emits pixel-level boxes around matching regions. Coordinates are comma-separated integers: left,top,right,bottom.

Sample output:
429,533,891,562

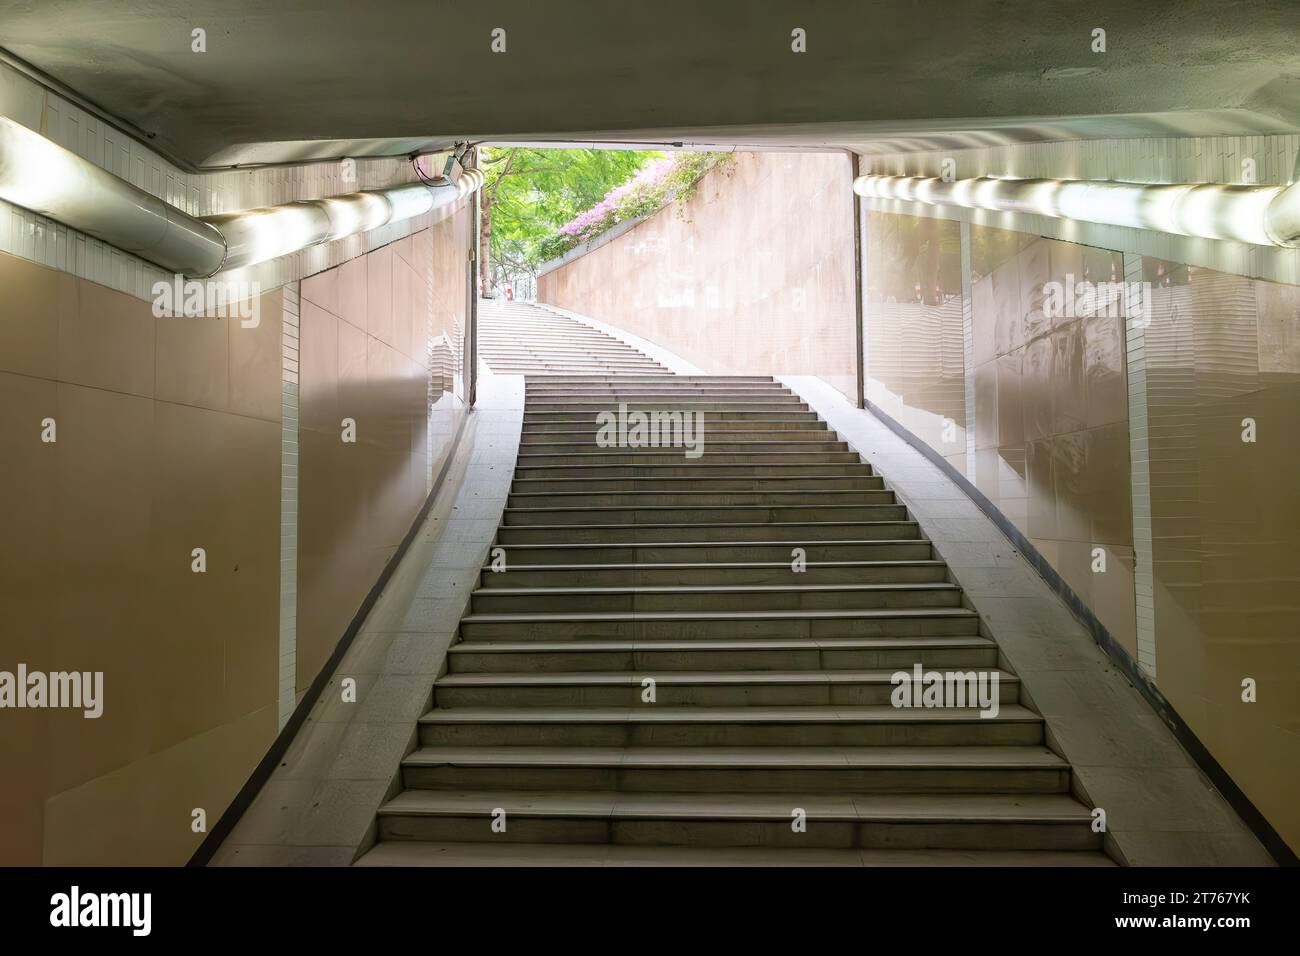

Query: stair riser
523,420,821,433
495,522,920,544
524,377,777,384
522,390,795,403
469,588,962,614
434,681,1019,708
509,476,884,492
459,615,979,642
493,542,934,564
524,409,809,420
506,491,896,508
502,506,907,526
419,720,1043,748
523,412,820,424
523,430,835,443
516,442,848,455
448,645,997,673
513,465,873,478
516,454,861,467
402,765,1070,794
377,815,1096,851
526,395,806,405
478,563,946,586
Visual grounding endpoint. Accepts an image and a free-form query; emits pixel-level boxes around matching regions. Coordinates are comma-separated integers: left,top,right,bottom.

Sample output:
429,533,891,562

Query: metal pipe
853,171,1300,248
0,115,486,276
205,169,484,273
0,114,226,274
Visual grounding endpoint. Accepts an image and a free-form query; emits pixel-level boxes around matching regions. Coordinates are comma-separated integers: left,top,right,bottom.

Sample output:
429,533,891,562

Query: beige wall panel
295,220,468,696
43,704,276,865
0,254,66,380
1144,259,1300,852
0,249,283,865
61,278,156,400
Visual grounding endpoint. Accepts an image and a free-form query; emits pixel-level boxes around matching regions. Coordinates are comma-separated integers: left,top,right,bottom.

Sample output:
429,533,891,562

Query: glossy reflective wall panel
864,212,966,469
1142,258,1300,852
968,224,1136,658
864,210,1300,855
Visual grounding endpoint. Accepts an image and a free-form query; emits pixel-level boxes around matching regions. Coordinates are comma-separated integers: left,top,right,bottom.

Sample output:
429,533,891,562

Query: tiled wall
862,208,1300,855
866,214,1138,655
0,202,472,864
538,152,859,402
295,213,470,700
864,213,966,469
1141,259,1300,853
0,252,282,865
968,226,1137,657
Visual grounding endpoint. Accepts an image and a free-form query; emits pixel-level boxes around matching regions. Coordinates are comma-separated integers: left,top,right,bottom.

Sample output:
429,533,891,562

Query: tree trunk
479,195,492,297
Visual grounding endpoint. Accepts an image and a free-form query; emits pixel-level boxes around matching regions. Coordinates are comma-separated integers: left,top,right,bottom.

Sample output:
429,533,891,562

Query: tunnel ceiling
1,0,1298,168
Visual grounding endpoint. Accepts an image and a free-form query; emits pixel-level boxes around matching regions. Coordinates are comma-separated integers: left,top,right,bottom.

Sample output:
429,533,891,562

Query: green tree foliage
480,147,661,290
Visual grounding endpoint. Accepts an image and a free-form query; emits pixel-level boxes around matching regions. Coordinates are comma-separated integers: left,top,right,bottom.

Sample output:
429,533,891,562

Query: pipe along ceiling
0,115,484,277
853,172,1300,248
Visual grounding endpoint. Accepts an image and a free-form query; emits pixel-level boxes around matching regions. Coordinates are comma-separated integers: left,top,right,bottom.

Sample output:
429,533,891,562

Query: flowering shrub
537,152,733,263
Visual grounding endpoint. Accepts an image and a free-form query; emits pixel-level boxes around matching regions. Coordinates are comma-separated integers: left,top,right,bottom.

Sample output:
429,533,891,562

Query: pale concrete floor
781,375,1273,866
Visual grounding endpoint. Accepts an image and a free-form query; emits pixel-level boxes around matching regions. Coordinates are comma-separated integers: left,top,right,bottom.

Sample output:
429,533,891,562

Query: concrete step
477,560,948,588
523,411,822,424
521,396,793,406
375,790,1098,850
489,540,935,565
432,668,1018,708
501,504,907,526
400,745,1069,794
418,704,1044,748
355,841,1115,866
446,635,997,673
523,375,777,383
494,520,922,544
525,402,808,414
517,440,851,455
458,607,979,642
515,453,861,466
509,475,884,492
468,582,963,614
512,463,874,478
505,489,896,508
522,426,833,440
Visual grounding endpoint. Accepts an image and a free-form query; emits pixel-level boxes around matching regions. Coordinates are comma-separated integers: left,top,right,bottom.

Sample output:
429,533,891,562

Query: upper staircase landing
478,300,671,376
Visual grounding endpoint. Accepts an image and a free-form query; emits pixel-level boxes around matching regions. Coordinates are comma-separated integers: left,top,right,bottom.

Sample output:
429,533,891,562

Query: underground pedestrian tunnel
0,1,1297,870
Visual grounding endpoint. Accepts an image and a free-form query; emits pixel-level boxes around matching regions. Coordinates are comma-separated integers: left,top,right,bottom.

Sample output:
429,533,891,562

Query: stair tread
377,788,1090,821
461,607,974,622
354,841,1114,866
420,704,1041,723
403,745,1067,769
434,668,1018,686
450,636,994,653
473,583,957,596
479,561,945,571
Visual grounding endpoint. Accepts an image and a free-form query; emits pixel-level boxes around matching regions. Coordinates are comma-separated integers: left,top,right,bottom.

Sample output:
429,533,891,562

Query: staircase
358,375,1110,865
478,299,670,375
